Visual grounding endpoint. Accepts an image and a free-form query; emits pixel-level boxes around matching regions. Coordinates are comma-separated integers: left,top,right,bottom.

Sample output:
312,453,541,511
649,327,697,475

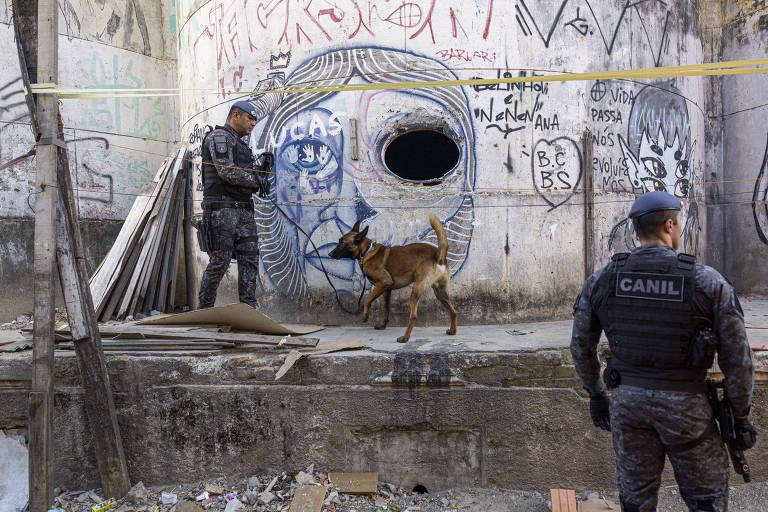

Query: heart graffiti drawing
531,137,583,211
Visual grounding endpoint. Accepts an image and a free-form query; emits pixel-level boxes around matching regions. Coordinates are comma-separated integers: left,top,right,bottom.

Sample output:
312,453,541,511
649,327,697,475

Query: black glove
258,175,271,197
590,394,611,431
255,152,273,197
733,418,757,450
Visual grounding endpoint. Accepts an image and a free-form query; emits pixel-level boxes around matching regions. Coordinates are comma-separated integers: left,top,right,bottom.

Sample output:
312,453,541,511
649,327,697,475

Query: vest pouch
687,324,717,369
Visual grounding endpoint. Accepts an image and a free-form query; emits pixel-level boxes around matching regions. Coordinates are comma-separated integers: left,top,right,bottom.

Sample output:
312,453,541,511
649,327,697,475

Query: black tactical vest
201,125,255,202
596,249,703,374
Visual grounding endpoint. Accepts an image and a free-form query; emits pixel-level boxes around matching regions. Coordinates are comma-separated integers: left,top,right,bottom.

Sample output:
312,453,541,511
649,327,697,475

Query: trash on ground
137,302,324,335
0,430,29,512
288,484,326,512
578,498,621,511
160,492,178,505
275,339,365,379
329,472,379,495
506,329,534,336
91,498,115,512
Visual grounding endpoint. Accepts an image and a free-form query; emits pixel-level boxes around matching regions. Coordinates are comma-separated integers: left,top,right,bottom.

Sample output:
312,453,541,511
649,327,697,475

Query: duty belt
202,198,254,211
619,375,707,394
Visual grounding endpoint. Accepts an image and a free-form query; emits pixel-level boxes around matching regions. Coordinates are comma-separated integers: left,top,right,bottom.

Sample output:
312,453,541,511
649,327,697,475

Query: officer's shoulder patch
213,134,229,156
615,271,685,302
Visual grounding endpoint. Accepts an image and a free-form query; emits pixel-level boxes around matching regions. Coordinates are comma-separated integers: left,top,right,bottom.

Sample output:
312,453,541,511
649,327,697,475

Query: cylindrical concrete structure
180,1,707,324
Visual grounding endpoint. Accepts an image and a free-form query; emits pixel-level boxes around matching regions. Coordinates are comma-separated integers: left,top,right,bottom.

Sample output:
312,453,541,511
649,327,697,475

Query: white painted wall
174,0,708,321
0,0,178,220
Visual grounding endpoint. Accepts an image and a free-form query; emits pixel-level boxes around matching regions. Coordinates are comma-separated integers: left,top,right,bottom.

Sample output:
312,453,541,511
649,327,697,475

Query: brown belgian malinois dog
329,215,458,343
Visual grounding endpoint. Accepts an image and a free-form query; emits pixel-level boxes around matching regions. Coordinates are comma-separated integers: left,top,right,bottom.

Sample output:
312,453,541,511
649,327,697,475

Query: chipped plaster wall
0,0,178,320
4,1,767,322
705,1,768,292
177,0,708,325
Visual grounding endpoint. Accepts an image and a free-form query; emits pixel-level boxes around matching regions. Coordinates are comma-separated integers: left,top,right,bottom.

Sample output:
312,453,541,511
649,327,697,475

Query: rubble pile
49,467,466,512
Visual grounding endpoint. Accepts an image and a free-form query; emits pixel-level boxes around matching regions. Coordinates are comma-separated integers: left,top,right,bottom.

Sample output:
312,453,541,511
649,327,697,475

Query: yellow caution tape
26,58,768,99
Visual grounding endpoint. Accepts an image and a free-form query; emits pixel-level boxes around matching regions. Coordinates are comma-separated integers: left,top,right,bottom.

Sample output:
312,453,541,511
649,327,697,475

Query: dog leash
264,193,366,315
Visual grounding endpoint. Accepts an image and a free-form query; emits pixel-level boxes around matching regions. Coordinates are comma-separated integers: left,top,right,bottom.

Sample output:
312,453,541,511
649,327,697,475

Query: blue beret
628,191,682,218
231,100,257,119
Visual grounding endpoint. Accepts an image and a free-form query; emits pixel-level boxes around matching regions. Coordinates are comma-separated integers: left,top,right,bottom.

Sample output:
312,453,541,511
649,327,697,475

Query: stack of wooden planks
55,323,320,353
89,148,192,321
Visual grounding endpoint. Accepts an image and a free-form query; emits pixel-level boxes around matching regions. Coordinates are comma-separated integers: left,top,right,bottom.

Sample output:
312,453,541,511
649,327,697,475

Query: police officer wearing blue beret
571,191,756,511
198,100,273,309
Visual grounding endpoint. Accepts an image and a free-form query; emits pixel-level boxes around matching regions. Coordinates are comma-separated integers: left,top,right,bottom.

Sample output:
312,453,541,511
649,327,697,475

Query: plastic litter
0,430,29,512
161,492,178,505
195,491,209,501
91,498,116,512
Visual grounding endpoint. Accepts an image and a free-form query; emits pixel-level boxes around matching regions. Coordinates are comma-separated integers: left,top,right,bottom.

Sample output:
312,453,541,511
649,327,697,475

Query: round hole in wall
383,130,460,182
413,484,428,494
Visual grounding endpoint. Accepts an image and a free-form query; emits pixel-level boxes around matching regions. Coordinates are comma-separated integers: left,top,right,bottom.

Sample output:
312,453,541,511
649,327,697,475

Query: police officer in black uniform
571,191,756,512
198,100,272,309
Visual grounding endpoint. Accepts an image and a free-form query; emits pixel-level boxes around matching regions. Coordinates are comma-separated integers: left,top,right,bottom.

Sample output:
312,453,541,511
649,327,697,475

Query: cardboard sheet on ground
288,484,325,512
578,499,621,511
328,472,378,494
137,303,324,335
275,340,366,380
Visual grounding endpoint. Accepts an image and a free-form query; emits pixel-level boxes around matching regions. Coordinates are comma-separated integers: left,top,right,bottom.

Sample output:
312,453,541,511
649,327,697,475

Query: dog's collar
358,243,373,262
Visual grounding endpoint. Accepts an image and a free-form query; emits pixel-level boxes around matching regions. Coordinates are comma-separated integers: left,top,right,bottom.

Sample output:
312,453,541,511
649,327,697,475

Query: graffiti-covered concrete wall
3,0,765,323
177,0,708,324
0,0,178,319
707,1,768,293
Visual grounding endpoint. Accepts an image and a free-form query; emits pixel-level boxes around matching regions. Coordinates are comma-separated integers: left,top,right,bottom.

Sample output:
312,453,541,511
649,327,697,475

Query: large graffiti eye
676,159,689,179
641,157,666,179
675,179,690,198
641,177,667,193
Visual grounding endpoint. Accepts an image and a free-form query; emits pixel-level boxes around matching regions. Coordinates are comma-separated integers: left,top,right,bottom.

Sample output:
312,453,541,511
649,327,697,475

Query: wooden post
582,129,595,278
14,0,132,499
54,115,132,497
29,0,58,509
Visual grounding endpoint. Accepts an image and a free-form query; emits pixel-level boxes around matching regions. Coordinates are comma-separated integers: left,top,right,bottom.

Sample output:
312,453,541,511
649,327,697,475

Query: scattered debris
551,488,577,512
0,430,28,512
161,492,178,505
137,302,324,335
205,484,225,495
289,485,326,512
258,491,276,505
329,472,378,495
506,329,534,335
275,340,365,380
124,482,148,504
579,498,621,511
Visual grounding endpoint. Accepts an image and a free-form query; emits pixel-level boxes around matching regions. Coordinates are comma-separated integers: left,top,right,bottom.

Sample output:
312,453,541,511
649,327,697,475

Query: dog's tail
429,214,448,266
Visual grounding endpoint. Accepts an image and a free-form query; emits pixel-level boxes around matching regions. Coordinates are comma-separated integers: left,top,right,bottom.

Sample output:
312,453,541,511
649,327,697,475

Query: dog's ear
354,226,369,243
351,220,361,232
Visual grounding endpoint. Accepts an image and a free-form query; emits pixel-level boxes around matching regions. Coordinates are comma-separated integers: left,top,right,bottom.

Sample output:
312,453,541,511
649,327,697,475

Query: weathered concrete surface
1,302,768,492
705,1,768,289
0,218,123,321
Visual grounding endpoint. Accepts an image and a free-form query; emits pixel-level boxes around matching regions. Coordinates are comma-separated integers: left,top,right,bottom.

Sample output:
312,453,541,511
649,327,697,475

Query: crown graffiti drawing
270,51,291,70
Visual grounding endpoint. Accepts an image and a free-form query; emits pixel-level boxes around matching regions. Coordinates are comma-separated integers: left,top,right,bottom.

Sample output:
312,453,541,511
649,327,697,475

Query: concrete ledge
1,342,767,492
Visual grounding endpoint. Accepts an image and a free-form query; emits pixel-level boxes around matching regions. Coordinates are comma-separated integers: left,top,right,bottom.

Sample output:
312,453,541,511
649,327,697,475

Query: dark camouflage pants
198,207,260,308
611,386,729,512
